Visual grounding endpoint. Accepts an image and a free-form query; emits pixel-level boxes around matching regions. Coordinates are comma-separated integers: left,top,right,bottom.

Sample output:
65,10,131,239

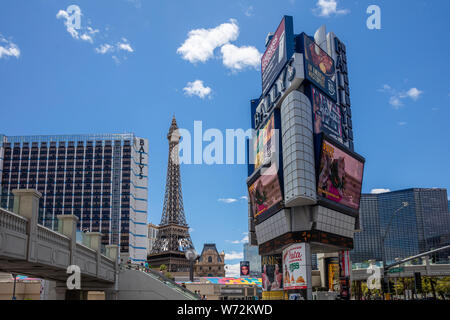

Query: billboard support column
305,243,313,300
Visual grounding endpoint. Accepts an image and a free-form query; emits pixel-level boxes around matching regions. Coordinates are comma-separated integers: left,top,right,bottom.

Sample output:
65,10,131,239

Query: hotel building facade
0,133,148,263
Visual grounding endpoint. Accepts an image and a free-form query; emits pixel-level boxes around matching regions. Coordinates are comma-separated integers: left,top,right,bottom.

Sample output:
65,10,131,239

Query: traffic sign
388,267,404,274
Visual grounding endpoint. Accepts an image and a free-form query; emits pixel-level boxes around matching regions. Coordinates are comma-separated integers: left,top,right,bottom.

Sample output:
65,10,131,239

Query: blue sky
1,0,450,276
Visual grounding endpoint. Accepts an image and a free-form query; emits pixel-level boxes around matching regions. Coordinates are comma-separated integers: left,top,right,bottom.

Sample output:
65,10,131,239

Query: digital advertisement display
326,257,340,292
261,254,283,292
253,113,275,171
303,34,337,101
311,86,343,143
240,261,250,277
248,162,283,220
261,16,294,96
282,243,308,290
317,138,364,212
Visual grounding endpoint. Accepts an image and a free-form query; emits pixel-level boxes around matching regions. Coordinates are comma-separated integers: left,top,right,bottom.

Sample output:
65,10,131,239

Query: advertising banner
317,137,364,212
240,261,250,277
339,250,351,278
326,257,340,292
261,254,283,292
261,16,294,96
253,113,275,171
311,86,343,143
248,162,283,221
303,34,337,101
282,243,308,290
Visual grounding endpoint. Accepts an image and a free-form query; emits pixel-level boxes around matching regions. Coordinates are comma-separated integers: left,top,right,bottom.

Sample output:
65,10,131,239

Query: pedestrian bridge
0,190,198,300
352,262,450,281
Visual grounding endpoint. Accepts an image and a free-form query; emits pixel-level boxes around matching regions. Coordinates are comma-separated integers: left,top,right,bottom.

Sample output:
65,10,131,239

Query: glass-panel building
243,243,261,277
352,189,450,265
0,133,148,263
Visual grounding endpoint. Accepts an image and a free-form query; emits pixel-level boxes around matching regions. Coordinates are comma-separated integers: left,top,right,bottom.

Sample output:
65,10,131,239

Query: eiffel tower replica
148,116,194,273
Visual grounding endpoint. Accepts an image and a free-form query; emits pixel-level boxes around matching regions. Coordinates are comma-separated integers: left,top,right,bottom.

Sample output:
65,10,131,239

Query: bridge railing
37,224,71,248
0,208,28,234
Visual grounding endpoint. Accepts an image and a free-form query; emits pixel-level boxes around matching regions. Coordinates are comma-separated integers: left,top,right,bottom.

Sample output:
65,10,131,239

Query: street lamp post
185,248,198,283
12,274,17,300
380,202,408,300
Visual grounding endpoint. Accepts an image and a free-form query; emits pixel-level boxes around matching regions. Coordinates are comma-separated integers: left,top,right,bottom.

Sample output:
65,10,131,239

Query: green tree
160,264,167,272
165,272,174,280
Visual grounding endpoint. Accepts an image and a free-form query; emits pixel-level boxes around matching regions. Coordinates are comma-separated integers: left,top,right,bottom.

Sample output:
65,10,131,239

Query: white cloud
0,35,20,59
56,9,80,39
225,251,243,261
226,234,248,244
80,33,93,43
406,88,423,101
314,0,349,17
244,6,254,17
183,80,212,99
389,96,403,108
57,6,133,64
397,122,407,126
95,43,113,54
117,38,134,52
371,189,391,194
177,19,239,63
380,84,424,109
220,44,261,71
225,263,240,277
218,196,248,203
218,198,238,204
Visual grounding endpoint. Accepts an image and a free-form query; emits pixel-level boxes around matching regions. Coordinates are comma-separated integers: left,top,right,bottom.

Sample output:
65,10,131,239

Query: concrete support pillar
57,214,78,265
304,243,313,300
43,280,68,300
84,232,102,277
83,232,102,251
106,245,119,261
12,189,42,263
106,244,119,299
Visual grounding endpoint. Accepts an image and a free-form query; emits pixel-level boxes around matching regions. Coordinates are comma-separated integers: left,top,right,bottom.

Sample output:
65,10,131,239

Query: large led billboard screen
311,85,343,143
248,162,283,222
303,34,337,101
317,136,365,214
261,254,283,292
240,261,250,277
253,113,275,171
261,16,294,96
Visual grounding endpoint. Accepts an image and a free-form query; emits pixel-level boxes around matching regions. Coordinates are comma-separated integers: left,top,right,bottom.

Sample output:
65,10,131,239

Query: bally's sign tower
247,16,365,300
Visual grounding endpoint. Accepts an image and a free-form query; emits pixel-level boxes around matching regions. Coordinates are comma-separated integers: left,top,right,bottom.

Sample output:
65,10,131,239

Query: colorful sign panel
282,243,308,290
179,278,261,287
261,254,283,292
240,261,250,277
317,138,364,212
303,34,337,101
253,113,275,171
261,16,294,96
326,257,340,292
339,250,351,278
198,277,261,286
311,86,343,143
248,162,283,220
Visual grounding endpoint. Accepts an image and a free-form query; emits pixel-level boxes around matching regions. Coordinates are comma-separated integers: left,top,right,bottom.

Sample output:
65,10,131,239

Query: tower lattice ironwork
148,116,194,272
